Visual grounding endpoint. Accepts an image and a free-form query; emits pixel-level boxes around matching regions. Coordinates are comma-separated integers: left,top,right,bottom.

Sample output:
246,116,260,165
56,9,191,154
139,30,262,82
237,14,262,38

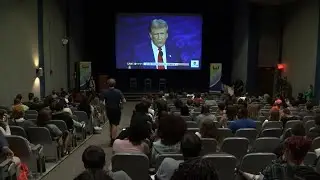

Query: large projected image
116,14,203,70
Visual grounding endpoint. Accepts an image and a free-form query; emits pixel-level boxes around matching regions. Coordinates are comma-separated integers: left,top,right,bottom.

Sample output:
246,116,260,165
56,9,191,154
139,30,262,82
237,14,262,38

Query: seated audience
228,106,256,133
12,98,29,111
262,109,280,128
180,105,190,116
299,102,315,118
156,133,203,180
113,116,150,154
74,145,131,180
216,103,225,116
196,105,216,125
10,105,35,132
151,115,186,165
0,131,20,166
280,108,298,128
196,118,219,140
52,99,75,130
307,114,320,140
0,110,10,135
241,136,320,180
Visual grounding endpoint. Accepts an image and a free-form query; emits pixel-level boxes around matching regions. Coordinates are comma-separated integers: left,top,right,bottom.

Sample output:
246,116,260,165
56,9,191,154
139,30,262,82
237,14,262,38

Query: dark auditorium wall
0,0,84,105
0,0,40,106
42,0,68,95
281,0,319,96
232,0,249,85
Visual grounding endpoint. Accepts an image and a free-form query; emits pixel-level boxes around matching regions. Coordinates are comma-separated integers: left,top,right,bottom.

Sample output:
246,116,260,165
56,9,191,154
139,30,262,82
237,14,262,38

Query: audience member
10,105,35,132
74,145,131,180
196,105,216,125
307,114,320,140
196,118,219,140
228,106,256,133
180,105,190,116
152,115,186,164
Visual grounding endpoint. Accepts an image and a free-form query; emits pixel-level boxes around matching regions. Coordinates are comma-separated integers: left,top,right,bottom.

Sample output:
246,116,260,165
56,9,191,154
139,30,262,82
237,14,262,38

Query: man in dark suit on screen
133,19,182,70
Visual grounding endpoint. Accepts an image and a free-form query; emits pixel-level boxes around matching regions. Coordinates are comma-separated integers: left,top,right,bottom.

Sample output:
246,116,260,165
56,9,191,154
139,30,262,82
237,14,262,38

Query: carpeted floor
41,102,136,180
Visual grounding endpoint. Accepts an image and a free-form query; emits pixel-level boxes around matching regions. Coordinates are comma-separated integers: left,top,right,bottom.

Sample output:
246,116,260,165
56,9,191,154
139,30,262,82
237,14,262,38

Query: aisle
41,102,135,180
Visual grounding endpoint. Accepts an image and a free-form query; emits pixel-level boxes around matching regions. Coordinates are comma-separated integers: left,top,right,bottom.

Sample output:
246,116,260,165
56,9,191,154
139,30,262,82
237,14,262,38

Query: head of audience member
28,93,34,102
13,98,21,106
43,96,54,108
283,136,311,165
247,104,260,119
291,122,306,137
33,97,40,103
54,99,66,112
274,99,282,109
16,94,22,101
52,90,57,95
200,118,218,139
226,105,237,120
180,105,190,116
74,146,113,180
217,103,225,112
194,101,201,108
157,115,186,146
135,102,148,114
269,109,280,121
186,99,193,107
107,78,116,88
170,157,219,180
237,106,248,119
180,133,202,160
306,102,314,111
200,105,210,114
142,99,152,109
36,108,52,126
12,105,24,120
0,109,6,121
282,108,292,117
128,117,150,145
174,99,183,109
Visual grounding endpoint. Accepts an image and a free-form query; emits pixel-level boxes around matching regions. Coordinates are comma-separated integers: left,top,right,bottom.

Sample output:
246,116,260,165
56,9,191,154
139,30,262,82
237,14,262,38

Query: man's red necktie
158,47,165,70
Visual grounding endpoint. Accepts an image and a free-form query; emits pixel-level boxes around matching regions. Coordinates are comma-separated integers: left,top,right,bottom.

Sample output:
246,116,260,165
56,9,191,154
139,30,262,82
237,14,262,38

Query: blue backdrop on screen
116,14,203,70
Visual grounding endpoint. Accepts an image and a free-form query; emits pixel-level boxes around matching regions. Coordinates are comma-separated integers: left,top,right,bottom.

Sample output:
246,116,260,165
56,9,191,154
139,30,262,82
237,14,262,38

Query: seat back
204,154,237,180
9,126,27,138
201,138,218,155
112,153,149,180
240,153,276,174
221,137,249,160
251,137,281,153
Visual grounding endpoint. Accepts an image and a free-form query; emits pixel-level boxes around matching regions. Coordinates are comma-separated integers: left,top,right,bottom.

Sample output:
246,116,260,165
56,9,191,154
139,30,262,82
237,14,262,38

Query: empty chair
305,120,315,132
144,78,152,90
285,120,302,130
74,111,93,134
204,154,237,180
255,121,262,132
155,154,184,170
159,78,166,91
258,116,266,122
129,78,137,89
261,128,282,138
25,110,38,116
27,127,60,161
9,126,27,138
6,135,44,174
25,114,37,120
201,138,218,155
240,153,276,174
181,116,192,122
303,116,315,123
220,137,249,160
186,121,198,128
112,153,150,180
187,128,199,134
235,128,258,145
217,128,233,142
312,137,320,150
263,121,282,129
251,137,281,153
304,152,317,166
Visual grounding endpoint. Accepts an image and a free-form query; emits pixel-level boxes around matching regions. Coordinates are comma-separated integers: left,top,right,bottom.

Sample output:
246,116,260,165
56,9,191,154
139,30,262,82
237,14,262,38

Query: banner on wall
209,63,222,92
79,62,92,90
